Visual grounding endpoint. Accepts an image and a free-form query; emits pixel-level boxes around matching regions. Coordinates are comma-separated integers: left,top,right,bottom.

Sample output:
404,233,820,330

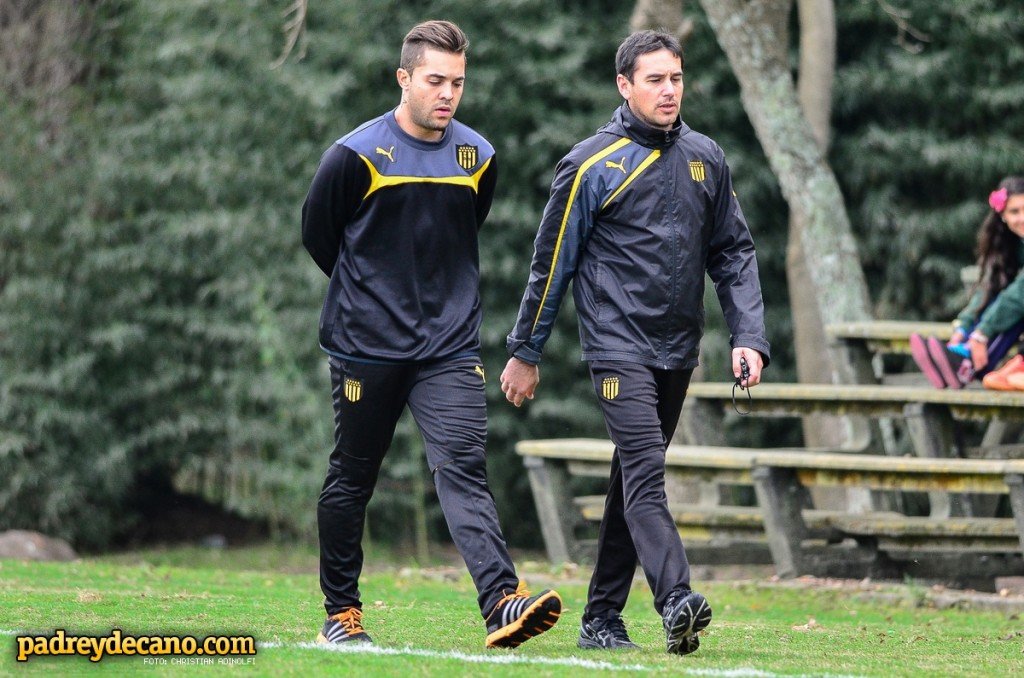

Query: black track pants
584,360,694,618
317,355,518,618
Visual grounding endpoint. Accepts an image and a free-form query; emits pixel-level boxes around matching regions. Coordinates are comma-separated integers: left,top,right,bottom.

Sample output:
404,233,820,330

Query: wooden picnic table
685,382,1024,517
822,319,1023,465
686,382,1024,422
515,438,1024,584
826,320,953,386
826,320,953,356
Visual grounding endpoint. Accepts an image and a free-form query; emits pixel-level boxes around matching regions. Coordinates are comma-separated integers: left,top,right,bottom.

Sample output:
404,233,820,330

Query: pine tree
833,0,1024,320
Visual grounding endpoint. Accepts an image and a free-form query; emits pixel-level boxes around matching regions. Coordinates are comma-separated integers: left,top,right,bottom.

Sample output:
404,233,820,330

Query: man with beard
303,19,561,649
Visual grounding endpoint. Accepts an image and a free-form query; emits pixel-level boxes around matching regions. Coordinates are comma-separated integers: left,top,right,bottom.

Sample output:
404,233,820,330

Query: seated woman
911,176,1024,390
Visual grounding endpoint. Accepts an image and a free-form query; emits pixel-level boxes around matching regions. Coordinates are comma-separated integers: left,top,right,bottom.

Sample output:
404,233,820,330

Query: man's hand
500,357,540,407
732,347,763,387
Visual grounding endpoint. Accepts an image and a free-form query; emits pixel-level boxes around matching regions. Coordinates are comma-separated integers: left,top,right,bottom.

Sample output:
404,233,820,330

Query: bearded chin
407,107,442,132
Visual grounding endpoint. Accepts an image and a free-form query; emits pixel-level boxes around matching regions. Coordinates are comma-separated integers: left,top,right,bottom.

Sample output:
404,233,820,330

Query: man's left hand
732,347,763,387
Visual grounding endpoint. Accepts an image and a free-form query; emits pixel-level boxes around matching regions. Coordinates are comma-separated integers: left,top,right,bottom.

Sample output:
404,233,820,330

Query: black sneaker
484,581,562,648
578,612,640,650
662,590,712,655
316,607,373,644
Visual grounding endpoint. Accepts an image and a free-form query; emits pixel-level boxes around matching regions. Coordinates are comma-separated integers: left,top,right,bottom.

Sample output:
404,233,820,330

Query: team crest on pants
601,376,619,400
344,378,362,403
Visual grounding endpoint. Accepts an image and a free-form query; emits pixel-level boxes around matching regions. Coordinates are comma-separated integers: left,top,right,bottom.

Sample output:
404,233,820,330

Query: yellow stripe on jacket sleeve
601,149,660,210
359,155,492,199
531,136,632,333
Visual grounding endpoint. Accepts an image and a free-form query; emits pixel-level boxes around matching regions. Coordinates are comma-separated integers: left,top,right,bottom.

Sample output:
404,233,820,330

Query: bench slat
517,439,767,467
686,382,1024,405
876,538,1019,554
685,382,1024,422
830,515,1018,537
794,468,1011,493
517,439,1024,477
574,497,1016,540
826,320,953,342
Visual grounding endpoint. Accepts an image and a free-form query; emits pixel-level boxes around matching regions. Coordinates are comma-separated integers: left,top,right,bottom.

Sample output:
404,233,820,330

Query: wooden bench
685,382,1024,517
518,439,766,563
517,438,1024,586
749,449,1024,581
573,494,915,556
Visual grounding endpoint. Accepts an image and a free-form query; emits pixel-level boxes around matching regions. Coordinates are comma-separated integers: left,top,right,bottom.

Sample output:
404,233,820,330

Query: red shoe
983,354,1024,391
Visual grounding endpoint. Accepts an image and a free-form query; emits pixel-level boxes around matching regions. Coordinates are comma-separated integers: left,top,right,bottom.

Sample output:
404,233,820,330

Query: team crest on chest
688,160,706,182
601,376,620,400
456,144,478,171
344,378,363,403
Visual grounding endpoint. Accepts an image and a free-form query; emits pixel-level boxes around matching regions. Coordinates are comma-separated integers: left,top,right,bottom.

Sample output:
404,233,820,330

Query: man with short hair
501,30,770,655
302,19,561,649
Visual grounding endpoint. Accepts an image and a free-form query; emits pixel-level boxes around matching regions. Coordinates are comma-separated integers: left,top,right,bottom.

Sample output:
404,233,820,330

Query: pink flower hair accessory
989,187,1008,212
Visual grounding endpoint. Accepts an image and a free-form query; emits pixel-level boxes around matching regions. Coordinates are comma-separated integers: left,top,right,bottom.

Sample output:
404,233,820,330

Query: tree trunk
698,0,870,355
789,0,843,447
796,0,834,149
698,0,871,452
0,1,91,140
629,0,694,43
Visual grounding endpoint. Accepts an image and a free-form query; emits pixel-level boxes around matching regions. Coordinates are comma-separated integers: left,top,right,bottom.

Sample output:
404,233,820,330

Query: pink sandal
926,336,966,389
909,333,946,389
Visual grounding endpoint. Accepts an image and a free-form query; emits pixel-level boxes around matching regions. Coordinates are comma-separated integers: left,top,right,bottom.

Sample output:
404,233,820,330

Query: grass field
2,544,1022,676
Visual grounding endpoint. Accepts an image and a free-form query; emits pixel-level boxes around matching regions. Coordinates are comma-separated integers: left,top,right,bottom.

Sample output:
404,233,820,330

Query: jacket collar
602,103,685,149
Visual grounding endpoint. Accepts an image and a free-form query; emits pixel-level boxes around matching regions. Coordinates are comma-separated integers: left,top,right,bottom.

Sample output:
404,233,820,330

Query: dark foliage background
1,0,1021,551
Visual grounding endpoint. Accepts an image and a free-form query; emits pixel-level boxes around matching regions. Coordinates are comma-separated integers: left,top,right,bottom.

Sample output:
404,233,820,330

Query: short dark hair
400,20,468,72
615,30,683,81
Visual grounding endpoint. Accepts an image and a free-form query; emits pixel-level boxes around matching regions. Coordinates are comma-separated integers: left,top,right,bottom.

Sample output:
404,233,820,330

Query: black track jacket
507,103,770,370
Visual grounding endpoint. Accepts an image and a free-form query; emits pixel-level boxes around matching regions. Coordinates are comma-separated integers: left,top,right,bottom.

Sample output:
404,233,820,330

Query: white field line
261,640,866,677
260,641,652,672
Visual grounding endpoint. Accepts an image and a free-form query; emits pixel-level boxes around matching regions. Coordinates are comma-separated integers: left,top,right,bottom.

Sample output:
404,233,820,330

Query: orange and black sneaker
316,607,372,644
484,580,561,649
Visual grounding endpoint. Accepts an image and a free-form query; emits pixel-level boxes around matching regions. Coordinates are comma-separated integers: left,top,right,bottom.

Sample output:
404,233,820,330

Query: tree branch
270,0,307,69
876,0,930,54
797,0,835,150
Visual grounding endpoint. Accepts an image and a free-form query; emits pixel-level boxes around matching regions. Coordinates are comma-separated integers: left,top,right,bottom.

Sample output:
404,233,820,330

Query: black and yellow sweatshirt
302,110,496,362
